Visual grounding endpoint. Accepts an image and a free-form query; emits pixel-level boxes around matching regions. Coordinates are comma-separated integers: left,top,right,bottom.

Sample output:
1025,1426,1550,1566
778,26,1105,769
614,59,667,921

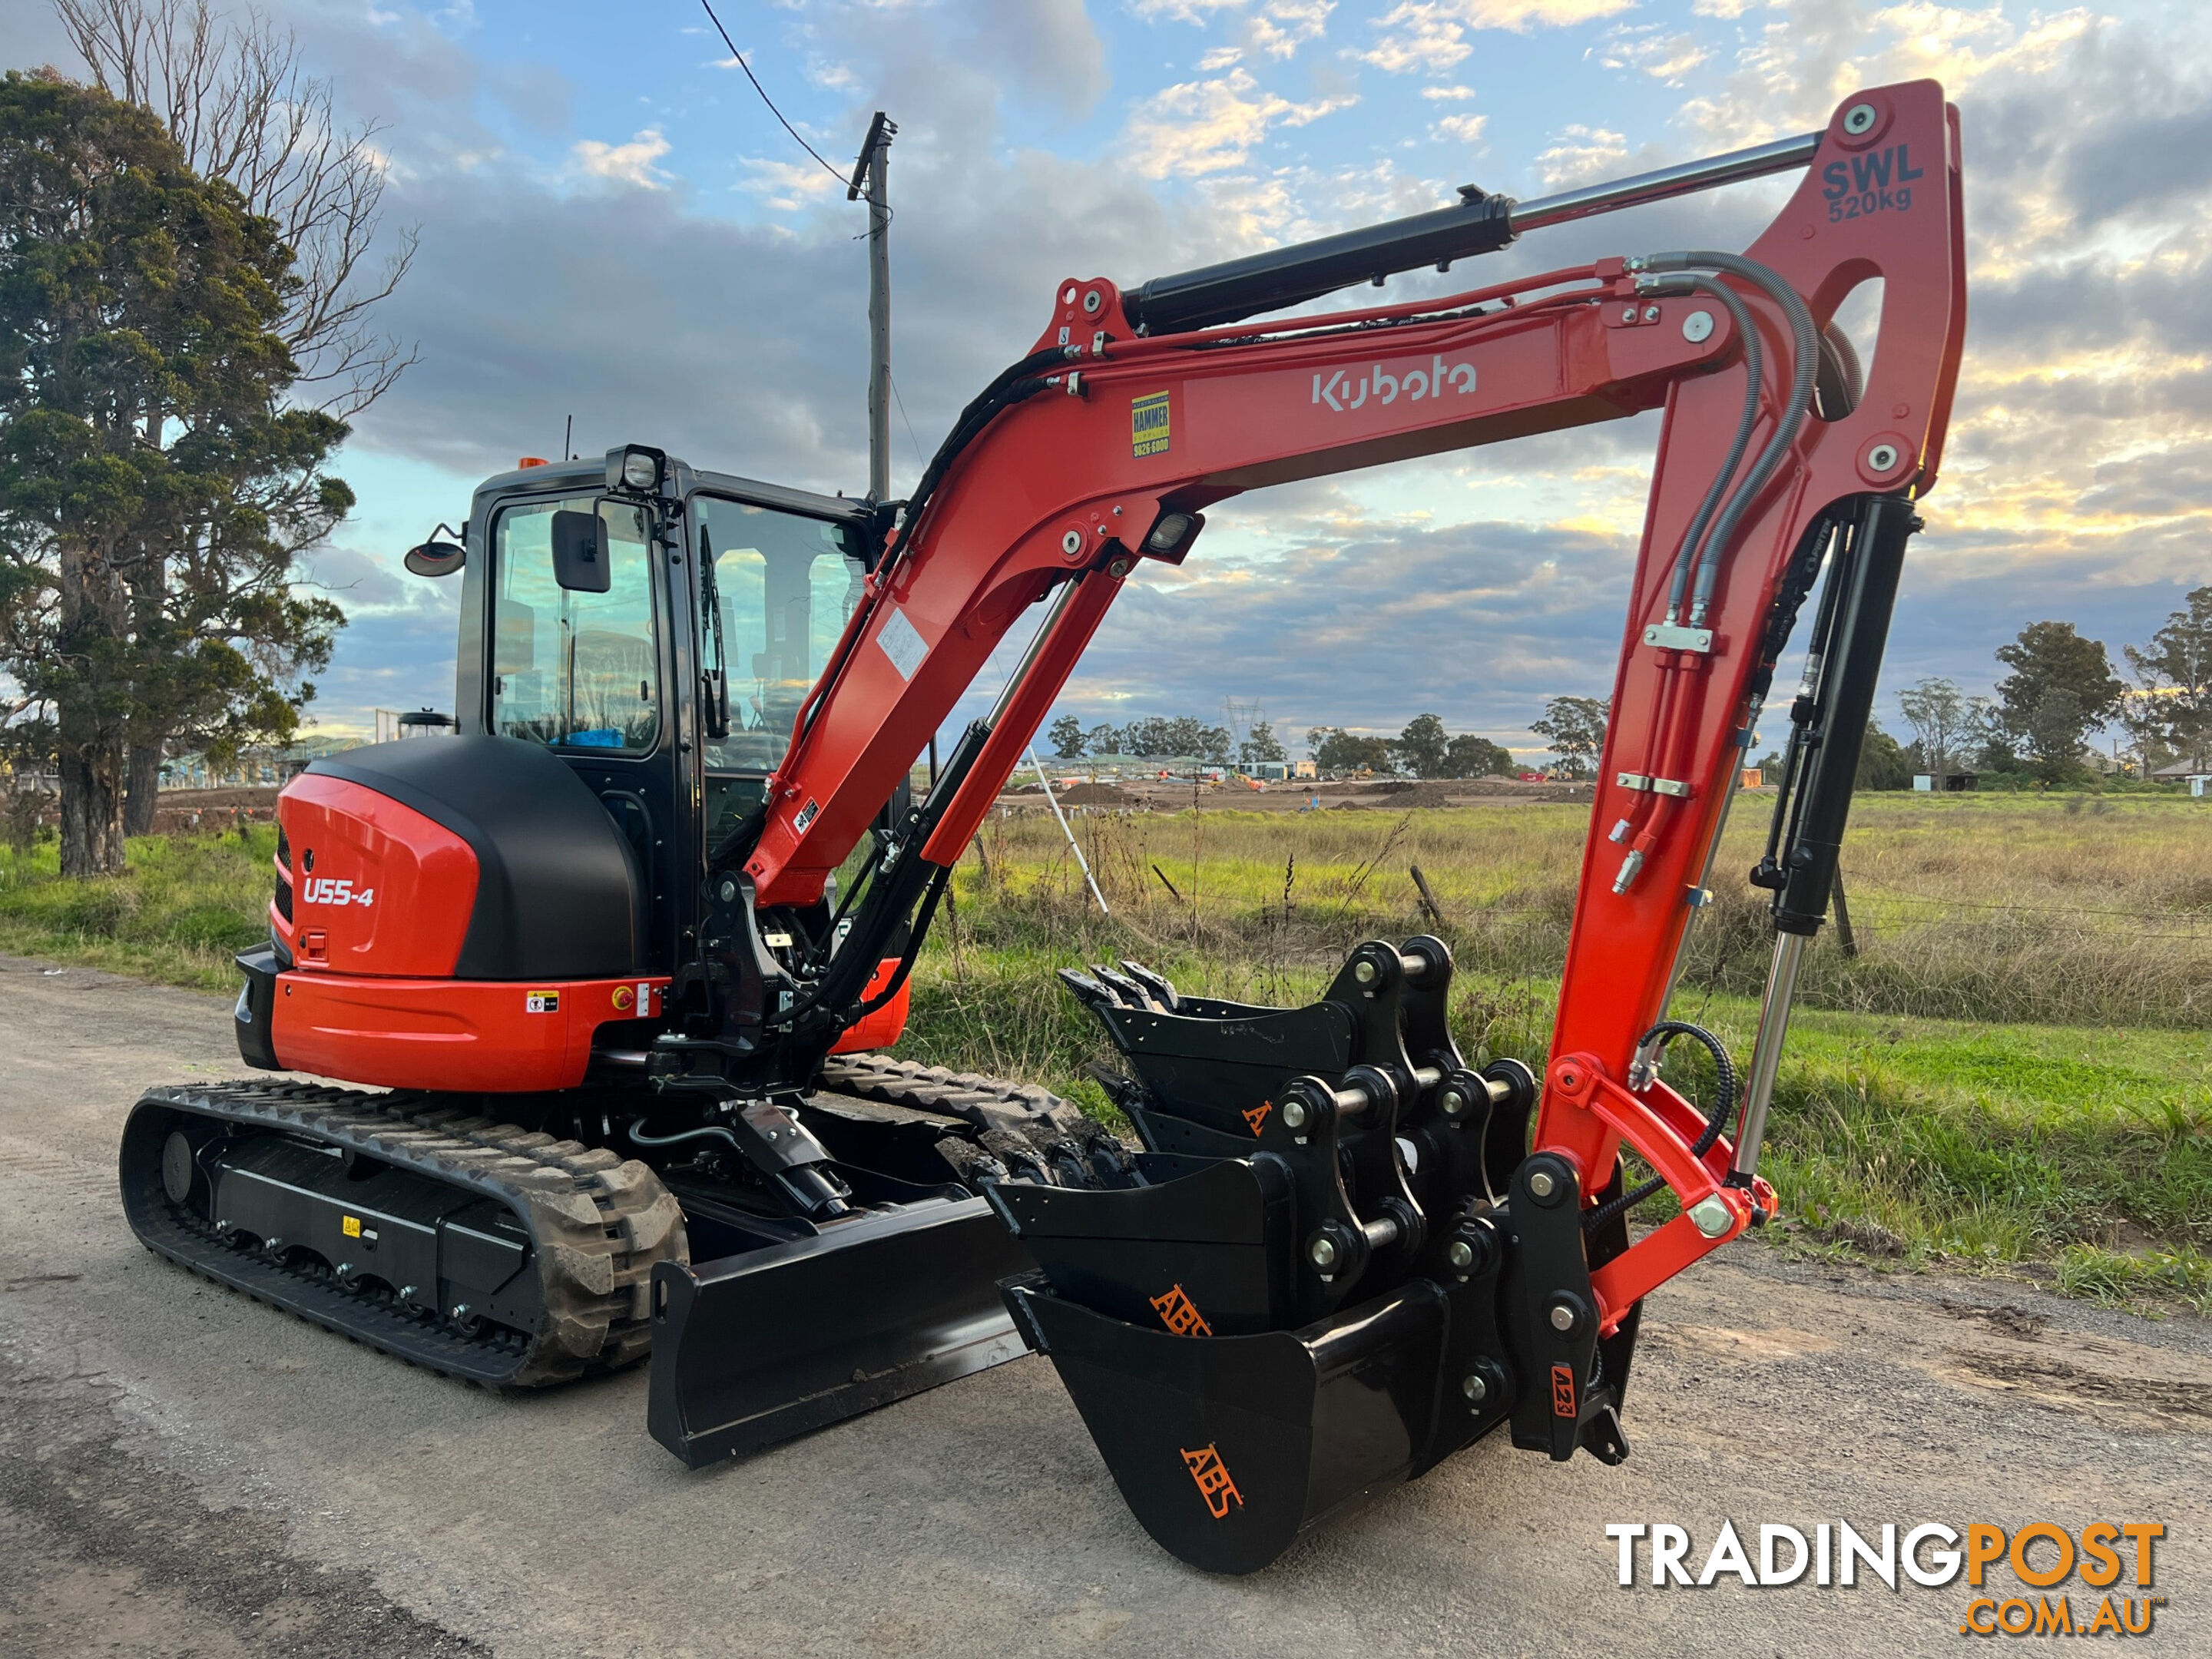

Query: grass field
5,790,2207,1312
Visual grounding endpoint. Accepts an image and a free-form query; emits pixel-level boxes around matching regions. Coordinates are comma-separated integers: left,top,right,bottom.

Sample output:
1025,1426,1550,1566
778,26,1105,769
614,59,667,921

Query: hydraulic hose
1634,251,1820,625
1583,1019,1737,1234
1636,273,1763,624
628,1119,743,1152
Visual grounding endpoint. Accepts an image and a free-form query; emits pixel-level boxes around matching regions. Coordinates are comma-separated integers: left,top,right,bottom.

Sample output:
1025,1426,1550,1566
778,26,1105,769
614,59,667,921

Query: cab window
490,496,661,753
694,496,865,773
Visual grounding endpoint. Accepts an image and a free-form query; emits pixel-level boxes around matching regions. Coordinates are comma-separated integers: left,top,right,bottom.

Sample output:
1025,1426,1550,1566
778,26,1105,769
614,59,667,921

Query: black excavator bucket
994,937,1634,1572
1002,1273,1454,1575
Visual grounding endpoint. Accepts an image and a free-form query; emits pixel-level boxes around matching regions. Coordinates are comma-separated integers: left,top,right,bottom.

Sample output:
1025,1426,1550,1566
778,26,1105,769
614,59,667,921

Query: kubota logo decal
1313,355,1475,413
300,876,374,908
1150,1283,1212,1336
1181,1443,1243,1519
1243,1101,1272,1135
1551,1362,1578,1419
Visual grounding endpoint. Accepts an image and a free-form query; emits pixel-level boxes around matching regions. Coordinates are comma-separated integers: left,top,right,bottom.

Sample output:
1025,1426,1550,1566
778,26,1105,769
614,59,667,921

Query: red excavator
122,81,1963,1572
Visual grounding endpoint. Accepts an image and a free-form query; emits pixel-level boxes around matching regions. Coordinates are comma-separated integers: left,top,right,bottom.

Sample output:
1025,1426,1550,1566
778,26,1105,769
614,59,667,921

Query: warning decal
525,991,560,1014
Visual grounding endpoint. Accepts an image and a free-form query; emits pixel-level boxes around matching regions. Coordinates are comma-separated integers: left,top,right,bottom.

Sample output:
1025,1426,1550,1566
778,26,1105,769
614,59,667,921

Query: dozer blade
1003,1273,1454,1575
648,1193,1032,1466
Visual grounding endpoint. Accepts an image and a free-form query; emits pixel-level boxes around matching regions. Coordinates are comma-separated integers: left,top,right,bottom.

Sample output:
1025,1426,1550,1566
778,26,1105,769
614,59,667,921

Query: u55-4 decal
300,876,375,908
1821,142,1926,221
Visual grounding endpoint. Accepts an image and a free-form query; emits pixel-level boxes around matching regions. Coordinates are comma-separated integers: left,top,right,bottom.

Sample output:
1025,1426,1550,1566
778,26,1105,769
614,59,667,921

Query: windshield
695,495,866,772
489,495,661,753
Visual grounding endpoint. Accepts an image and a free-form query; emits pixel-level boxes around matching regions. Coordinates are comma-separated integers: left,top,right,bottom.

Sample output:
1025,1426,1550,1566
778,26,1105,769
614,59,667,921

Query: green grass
8,792,2210,1316
0,826,276,990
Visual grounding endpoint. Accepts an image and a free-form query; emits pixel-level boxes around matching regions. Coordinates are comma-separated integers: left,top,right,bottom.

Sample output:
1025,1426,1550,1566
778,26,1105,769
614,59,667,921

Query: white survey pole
1029,747,1109,916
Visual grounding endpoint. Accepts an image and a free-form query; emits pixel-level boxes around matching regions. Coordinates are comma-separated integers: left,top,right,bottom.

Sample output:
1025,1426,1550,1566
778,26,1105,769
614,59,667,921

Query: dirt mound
1051,783,1137,806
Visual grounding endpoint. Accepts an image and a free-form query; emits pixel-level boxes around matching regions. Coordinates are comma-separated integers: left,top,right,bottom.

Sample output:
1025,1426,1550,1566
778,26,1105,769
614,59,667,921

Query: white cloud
1251,1,1335,58
1122,66,1357,179
1360,0,1637,74
737,156,846,211
568,127,672,190
1596,25,1714,84
1421,83,1478,99
1435,112,1489,144
1533,123,1627,187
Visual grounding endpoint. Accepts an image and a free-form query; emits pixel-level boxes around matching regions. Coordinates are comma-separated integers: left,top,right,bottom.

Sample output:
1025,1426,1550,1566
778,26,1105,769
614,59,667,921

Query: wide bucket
649,1194,1032,1466
1002,1273,1450,1575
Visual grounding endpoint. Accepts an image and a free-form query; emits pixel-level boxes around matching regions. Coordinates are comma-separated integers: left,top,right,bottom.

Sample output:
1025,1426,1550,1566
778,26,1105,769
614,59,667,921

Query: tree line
1862,602,2211,789
1,1,409,876
1048,703,1618,781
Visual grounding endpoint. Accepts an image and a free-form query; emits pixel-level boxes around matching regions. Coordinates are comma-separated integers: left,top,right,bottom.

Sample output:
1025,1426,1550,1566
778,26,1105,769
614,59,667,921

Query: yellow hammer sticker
1131,391,1171,457
342,1215,362,1238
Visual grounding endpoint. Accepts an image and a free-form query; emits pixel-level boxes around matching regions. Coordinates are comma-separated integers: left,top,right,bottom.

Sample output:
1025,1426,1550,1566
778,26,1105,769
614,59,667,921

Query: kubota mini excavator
123,81,1963,1572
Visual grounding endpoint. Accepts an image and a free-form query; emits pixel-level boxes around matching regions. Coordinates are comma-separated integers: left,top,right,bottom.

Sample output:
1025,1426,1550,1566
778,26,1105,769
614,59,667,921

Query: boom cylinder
1121,131,1822,337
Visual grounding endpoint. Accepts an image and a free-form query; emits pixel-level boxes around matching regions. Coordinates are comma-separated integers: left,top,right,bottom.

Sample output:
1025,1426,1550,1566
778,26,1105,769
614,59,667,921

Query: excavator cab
122,444,1114,1451
461,451,873,975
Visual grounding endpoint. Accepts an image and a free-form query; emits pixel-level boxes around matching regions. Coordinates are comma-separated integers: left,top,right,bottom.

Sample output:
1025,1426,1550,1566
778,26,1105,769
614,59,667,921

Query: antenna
563,413,573,461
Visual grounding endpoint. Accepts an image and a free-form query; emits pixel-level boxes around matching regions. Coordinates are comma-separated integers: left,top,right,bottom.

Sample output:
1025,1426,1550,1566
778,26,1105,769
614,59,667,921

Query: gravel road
0,953,2202,1657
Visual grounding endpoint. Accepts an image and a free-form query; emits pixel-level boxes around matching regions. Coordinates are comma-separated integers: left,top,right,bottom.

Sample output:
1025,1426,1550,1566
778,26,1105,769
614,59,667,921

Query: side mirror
551,508,611,594
404,523,465,578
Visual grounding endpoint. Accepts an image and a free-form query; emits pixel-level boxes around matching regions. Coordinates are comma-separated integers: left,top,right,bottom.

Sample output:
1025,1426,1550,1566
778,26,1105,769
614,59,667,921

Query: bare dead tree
57,0,419,422
55,0,416,832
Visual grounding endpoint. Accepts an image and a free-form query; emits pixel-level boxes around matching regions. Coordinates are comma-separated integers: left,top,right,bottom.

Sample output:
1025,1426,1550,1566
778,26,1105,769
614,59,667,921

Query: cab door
480,489,684,972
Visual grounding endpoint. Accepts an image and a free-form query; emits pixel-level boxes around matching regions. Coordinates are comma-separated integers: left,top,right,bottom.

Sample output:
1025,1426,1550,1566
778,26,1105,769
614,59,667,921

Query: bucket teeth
1089,965,1159,1009
1118,960,1181,1011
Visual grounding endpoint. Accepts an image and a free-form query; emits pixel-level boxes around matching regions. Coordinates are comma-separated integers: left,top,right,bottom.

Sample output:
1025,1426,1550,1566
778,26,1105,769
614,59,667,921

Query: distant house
1912,773,1978,792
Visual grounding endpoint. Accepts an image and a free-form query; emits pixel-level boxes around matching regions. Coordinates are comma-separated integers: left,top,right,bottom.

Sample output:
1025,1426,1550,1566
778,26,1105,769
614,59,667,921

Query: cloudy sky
9,0,2211,760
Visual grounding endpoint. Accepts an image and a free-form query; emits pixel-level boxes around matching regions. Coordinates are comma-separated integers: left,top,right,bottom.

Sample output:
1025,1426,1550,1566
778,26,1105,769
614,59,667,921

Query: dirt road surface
0,954,2202,1657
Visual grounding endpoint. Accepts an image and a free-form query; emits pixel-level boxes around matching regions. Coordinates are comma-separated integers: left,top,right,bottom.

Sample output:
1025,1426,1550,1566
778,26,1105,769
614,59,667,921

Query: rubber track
122,1080,687,1389
819,1054,1086,1136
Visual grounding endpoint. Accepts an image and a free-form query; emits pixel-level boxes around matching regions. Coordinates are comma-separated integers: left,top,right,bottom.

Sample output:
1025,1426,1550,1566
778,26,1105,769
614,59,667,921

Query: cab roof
472,453,871,528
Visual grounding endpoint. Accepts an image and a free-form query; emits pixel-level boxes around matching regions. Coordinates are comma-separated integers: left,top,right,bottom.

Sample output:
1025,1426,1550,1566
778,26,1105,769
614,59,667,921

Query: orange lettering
1965,1524,2006,1587
2009,1522,2074,1589
1243,1101,1272,1135
2121,1523,2164,1587
1550,1363,1577,1419
1181,1443,1243,1519
2080,1523,2121,1588
1149,1283,1214,1337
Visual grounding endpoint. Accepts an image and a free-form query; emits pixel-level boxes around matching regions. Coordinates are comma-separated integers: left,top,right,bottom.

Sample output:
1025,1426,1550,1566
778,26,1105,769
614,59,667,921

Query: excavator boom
647,79,1965,1568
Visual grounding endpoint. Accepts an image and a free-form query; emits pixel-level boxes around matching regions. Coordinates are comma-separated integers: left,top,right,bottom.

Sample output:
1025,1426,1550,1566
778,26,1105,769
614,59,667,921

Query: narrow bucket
988,1154,1293,1336
649,1194,1031,1466
1003,1273,1450,1575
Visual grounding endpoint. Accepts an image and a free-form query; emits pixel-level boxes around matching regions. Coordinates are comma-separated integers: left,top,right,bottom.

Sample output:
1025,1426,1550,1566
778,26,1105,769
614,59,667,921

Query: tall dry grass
949,793,2212,1029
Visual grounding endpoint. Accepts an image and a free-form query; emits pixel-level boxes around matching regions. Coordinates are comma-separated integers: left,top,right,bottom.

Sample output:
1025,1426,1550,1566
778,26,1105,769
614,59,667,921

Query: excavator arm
743,78,1957,1159
660,81,1962,1569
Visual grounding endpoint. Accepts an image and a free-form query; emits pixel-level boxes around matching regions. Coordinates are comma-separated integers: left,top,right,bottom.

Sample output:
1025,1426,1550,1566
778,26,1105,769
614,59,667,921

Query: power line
888,373,926,468
697,1,850,190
